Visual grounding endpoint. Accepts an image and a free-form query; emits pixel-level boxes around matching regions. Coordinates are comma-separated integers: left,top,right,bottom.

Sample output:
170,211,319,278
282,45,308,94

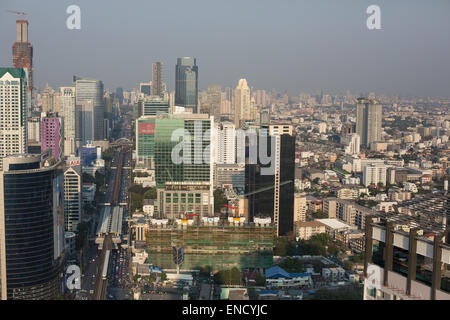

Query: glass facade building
0,155,64,300
175,57,198,113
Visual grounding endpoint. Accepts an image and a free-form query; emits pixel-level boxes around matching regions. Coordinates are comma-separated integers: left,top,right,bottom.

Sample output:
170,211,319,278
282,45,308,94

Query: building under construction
143,217,275,270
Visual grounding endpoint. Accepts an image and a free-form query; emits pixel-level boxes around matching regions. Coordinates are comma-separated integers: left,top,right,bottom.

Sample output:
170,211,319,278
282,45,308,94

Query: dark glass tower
245,132,295,236
0,154,65,300
175,57,198,113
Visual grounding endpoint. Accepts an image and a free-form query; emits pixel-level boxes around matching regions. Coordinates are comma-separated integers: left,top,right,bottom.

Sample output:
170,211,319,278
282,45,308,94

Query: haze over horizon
1,0,449,97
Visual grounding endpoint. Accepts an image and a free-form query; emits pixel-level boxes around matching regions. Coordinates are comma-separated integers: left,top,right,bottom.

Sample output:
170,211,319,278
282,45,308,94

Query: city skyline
0,1,449,97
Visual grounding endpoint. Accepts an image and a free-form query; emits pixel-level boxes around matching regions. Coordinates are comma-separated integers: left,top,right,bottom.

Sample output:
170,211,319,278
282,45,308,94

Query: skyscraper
217,121,236,164
12,19,33,92
152,62,163,98
234,79,251,128
245,125,295,236
64,166,82,232
41,112,64,160
175,57,198,113
0,68,28,171
0,154,65,300
356,98,382,147
207,85,222,121
73,76,104,145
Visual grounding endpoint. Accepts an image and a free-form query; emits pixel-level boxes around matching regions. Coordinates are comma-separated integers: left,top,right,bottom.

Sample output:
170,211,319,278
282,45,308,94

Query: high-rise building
136,116,156,168
344,133,361,155
0,154,65,300
217,121,236,165
139,82,151,96
356,98,382,147
154,113,213,188
207,85,222,120
0,68,28,171
74,76,104,145
245,125,295,236
152,62,163,98
60,87,76,156
175,57,198,113
63,166,82,232
363,164,387,187
234,79,251,128
139,96,169,117
42,84,60,114
27,117,41,143
12,19,33,92
41,112,63,160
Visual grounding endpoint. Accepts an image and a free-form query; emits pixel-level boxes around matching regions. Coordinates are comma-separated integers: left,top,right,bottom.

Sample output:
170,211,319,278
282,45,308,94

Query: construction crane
5,10,27,19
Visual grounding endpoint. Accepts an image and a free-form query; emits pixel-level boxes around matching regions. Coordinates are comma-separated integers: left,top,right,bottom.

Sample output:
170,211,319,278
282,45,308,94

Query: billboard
139,122,155,135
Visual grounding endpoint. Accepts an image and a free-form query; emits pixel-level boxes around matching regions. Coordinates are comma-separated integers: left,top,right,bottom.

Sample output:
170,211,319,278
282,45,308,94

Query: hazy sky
1,0,449,97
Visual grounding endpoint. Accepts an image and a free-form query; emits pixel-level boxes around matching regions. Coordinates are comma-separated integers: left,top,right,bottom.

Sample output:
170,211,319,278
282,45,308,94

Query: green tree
144,188,157,200
213,189,227,212
255,274,266,286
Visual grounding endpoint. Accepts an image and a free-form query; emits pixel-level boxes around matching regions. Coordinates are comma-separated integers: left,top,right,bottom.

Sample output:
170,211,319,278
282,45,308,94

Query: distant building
175,57,198,113
41,112,63,160
356,98,382,147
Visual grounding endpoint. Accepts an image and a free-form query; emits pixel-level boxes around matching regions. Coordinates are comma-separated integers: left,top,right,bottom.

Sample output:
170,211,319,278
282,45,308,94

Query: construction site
143,217,275,271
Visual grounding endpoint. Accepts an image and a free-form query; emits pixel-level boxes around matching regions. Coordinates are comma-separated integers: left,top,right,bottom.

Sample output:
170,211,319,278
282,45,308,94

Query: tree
255,274,266,286
161,273,167,281
344,261,354,271
213,189,227,212
312,210,328,219
143,188,157,200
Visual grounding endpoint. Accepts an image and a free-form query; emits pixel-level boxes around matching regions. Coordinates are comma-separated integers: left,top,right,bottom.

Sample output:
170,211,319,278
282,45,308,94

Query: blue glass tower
175,57,198,113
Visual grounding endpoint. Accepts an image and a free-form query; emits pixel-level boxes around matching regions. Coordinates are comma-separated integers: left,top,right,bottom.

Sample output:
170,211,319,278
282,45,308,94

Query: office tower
152,62,163,98
139,82,152,96
217,121,236,164
363,164,387,187
207,85,222,121
60,87,76,156
116,87,124,105
64,166,82,232
0,154,65,300
234,79,251,128
42,84,60,114
356,98,382,147
154,113,212,187
153,113,214,218
136,116,156,168
74,76,104,145
175,57,198,113
0,68,28,171
363,192,450,300
104,93,115,139
41,112,63,160
12,19,33,92
245,125,295,236
139,96,169,116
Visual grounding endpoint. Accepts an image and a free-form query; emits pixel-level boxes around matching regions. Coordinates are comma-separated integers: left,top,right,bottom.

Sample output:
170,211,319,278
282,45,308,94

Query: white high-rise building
363,164,387,187
234,79,251,128
344,133,361,155
60,86,76,156
217,121,236,164
0,68,28,170
64,166,82,231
